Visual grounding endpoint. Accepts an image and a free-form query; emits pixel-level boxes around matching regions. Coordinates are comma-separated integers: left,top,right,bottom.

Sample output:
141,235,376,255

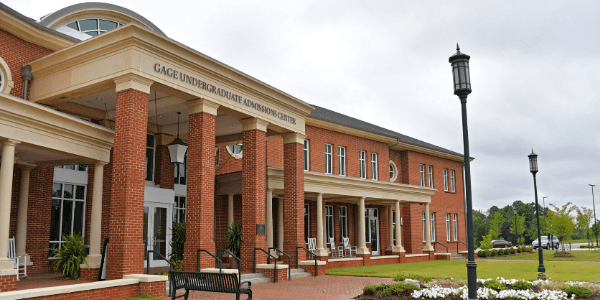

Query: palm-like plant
227,222,243,258
51,234,89,279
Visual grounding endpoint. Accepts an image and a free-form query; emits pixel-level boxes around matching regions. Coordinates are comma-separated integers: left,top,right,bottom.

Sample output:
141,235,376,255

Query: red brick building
0,2,467,295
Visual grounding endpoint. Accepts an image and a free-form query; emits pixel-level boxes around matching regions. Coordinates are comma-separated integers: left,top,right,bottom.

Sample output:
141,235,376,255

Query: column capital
94,161,107,167
114,74,154,94
240,118,269,132
1,139,20,147
186,98,220,116
281,132,305,144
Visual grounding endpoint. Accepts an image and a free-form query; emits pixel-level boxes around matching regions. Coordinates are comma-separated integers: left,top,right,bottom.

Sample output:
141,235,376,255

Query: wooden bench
169,271,252,300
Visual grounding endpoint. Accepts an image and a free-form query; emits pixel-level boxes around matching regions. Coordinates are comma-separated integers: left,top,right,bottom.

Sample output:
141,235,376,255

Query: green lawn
325,260,600,282
488,250,600,262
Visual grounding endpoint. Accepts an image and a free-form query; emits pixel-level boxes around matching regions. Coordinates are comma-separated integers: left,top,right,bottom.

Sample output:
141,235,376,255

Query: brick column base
259,267,288,283
303,264,325,276
357,253,371,266
139,281,167,298
80,268,100,281
424,250,435,261
398,252,406,263
0,271,17,292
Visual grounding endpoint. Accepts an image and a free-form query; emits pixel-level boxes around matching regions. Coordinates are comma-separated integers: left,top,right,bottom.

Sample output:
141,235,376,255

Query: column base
423,249,435,260
422,245,434,252
357,247,370,255
80,267,100,281
0,269,17,292
392,246,405,253
314,248,329,257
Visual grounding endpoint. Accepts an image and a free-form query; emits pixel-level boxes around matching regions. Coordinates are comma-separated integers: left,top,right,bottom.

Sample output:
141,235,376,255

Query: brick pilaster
282,134,305,264
107,89,149,280
240,128,267,272
26,166,54,274
0,272,17,292
184,111,216,271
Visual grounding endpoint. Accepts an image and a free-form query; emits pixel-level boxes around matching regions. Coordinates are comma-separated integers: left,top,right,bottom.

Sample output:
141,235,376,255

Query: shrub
491,249,498,256
484,279,507,292
510,248,516,254
393,273,433,283
363,284,377,295
517,247,522,253
51,234,89,279
477,250,487,258
394,273,407,281
170,222,186,261
513,280,532,290
363,282,421,296
563,286,592,298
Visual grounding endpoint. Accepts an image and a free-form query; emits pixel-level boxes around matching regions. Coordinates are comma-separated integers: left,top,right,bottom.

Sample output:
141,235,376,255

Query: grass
488,250,600,262
325,260,600,282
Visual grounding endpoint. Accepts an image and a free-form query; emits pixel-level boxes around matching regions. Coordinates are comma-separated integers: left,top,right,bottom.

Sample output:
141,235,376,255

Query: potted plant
51,234,89,279
169,222,186,271
226,222,243,269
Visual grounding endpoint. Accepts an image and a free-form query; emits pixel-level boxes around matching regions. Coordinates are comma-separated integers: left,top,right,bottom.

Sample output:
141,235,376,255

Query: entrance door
365,208,380,256
144,203,172,268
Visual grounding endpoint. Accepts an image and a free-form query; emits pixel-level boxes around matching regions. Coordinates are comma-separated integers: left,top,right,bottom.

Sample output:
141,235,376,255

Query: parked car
532,235,560,250
491,240,512,248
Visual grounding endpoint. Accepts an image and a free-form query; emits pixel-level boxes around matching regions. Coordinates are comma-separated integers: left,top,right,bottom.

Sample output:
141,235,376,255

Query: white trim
226,144,243,159
324,144,333,174
451,170,456,192
443,169,449,191
371,153,378,180
0,56,14,95
420,164,425,187
359,151,366,179
338,146,346,176
430,212,436,241
446,213,451,241
389,160,398,182
453,213,458,241
303,140,310,171
428,165,433,188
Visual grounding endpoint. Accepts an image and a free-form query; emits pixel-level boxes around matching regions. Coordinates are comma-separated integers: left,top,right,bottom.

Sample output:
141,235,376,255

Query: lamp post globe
449,44,477,300
529,149,546,278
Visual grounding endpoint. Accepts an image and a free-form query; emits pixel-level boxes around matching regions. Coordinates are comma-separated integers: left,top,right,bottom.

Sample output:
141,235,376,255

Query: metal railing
216,249,242,283
433,241,448,253
456,241,467,254
145,250,173,297
267,247,291,281
296,247,318,277
254,248,278,283
196,249,222,273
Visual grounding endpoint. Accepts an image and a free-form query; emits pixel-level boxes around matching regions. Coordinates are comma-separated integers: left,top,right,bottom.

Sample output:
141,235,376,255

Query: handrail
196,249,222,273
456,241,467,254
296,247,318,277
254,248,278,283
216,248,242,283
146,250,172,297
267,247,291,281
433,241,448,253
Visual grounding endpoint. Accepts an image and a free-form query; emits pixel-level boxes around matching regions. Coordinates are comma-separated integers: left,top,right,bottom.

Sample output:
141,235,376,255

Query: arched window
65,18,123,36
0,67,4,91
226,144,243,159
389,160,398,182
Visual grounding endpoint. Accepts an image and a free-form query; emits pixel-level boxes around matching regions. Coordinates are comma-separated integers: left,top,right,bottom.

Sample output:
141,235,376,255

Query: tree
510,214,526,245
473,214,489,247
548,202,577,245
489,212,505,239
576,207,592,244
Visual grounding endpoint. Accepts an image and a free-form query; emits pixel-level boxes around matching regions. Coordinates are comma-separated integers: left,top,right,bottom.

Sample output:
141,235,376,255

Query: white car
532,236,560,250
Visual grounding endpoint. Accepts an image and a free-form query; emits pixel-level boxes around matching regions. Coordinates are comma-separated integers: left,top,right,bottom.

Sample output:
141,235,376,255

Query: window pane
63,184,74,199
61,200,73,238
79,19,98,31
86,31,99,36
75,185,85,200
99,19,118,30
73,202,84,236
65,165,75,170
78,164,88,171
50,199,62,242
66,22,78,30
147,134,155,148
49,243,60,258
146,148,154,180
53,183,62,198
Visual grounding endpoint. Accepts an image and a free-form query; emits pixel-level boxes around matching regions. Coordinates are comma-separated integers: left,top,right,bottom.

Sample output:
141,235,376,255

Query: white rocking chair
307,238,316,259
342,237,357,257
329,237,344,258
8,237,27,280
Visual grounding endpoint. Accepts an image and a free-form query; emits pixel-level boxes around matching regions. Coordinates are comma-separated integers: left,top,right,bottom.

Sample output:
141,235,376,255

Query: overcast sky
8,0,600,213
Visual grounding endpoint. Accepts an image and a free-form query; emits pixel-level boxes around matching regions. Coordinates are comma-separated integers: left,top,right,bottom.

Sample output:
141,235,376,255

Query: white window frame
422,212,426,242
451,170,456,192
145,134,155,182
227,144,243,159
446,213,451,241
338,146,346,176
428,165,433,188
453,214,458,241
324,144,333,174
431,212,436,241
304,140,310,171
420,164,425,187
371,153,378,180
359,151,366,179
173,195,186,224
49,182,87,257
339,206,348,242
304,204,310,242
326,205,334,243
174,154,187,185
443,169,449,191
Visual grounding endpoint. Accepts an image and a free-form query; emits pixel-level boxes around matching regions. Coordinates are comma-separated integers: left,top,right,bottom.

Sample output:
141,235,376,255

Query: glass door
365,208,380,256
143,203,172,268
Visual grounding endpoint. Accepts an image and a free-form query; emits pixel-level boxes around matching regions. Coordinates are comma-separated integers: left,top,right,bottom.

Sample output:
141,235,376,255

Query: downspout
21,65,32,100
389,137,401,149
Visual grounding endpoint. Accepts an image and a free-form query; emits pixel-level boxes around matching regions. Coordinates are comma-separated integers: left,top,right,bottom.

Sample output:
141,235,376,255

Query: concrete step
290,268,312,279
450,255,465,260
240,272,271,284
290,268,305,275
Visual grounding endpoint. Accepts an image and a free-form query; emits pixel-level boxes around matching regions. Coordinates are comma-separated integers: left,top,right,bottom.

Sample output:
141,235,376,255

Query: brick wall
0,274,17,292
282,141,305,263
26,166,54,274
101,150,113,246
0,29,54,99
8,165,22,240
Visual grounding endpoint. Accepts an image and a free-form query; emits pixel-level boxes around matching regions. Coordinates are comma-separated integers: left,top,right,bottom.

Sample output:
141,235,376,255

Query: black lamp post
528,149,546,279
513,205,518,246
589,184,598,247
449,44,477,299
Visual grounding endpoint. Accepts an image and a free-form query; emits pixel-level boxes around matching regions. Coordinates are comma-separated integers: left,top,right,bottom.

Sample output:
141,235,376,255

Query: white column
424,203,433,251
228,194,234,228
15,165,34,259
315,193,327,256
394,200,404,252
277,197,284,250
266,189,273,251
86,162,105,268
387,205,394,251
0,139,19,269
357,197,369,255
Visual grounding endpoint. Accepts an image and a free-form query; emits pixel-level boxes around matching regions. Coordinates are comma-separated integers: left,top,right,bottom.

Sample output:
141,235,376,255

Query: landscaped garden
486,250,600,262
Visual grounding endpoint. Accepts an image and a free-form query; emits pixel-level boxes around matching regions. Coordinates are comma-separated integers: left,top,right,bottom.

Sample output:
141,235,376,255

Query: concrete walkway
185,275,392,300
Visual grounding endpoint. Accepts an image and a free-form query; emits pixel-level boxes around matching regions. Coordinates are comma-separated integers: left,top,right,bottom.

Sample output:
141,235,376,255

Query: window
145,134,155,181
64,18,123,36
451,170,456,192
304,204,310,242
446,213,451,241
359,151,366,179
453,214,458,241
389,162,397,182
422,212,426,241
303,140,310,171
324,144,333,174
428,165,433,188
0,66,3,91
431,212,436,241
420,164,425,187
339,207,348,242
326,206,334,243
173,196,186,223
49,183,86,257
57,164,88,171
371,153,378,180
227,144,243,155
338,146,346,176
174,154,187,185
443,169,449,191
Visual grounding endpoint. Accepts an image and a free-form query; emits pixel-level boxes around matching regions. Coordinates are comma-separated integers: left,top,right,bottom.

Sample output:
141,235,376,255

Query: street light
542,196,549,235
513,205,518,246
590,184,598,247
167,112,188,164
449,44,477,300
528,149,546,279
